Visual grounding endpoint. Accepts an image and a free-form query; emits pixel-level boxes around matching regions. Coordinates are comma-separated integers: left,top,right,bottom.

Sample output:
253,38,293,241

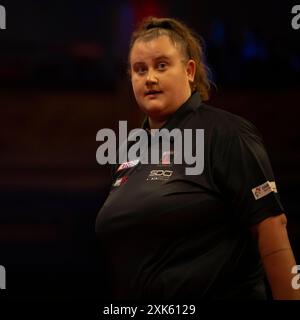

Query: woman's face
130,35,195,123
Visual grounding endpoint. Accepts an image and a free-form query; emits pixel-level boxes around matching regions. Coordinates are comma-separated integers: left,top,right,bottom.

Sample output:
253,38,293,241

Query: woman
96,16,300,300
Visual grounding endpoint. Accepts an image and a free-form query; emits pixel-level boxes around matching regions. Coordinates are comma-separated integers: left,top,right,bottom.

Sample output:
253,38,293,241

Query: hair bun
145,19,172,31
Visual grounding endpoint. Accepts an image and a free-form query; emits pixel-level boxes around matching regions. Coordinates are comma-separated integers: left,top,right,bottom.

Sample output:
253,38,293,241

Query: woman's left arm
251,213,300,300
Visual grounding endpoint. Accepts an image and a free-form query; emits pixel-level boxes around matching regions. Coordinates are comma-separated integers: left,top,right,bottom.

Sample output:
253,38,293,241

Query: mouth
145,90,163,97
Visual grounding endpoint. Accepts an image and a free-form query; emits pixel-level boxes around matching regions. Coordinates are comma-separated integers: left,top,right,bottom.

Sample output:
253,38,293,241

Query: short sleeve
212,116,284,226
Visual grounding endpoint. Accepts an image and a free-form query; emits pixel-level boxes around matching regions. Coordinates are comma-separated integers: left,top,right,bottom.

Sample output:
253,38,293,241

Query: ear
186,59,196,82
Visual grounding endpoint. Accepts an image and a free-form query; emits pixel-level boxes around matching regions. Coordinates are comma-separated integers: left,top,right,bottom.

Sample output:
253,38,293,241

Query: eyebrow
153,55,171,61
132,55,171,66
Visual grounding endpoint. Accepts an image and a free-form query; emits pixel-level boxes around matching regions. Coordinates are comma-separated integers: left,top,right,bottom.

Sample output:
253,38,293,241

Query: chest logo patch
147,170,173,181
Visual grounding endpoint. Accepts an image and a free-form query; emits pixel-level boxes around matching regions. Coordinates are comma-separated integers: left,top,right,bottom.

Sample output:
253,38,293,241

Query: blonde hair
128,16,211,101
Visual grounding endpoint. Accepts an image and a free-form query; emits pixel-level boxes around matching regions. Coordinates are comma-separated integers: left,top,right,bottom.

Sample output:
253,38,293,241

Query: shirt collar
141,91,202,131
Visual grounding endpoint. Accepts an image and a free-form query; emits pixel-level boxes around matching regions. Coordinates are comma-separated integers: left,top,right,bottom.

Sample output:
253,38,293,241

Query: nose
146,70,159,86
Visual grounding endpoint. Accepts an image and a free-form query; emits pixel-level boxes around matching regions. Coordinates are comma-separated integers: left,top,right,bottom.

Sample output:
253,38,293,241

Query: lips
145,90,163,96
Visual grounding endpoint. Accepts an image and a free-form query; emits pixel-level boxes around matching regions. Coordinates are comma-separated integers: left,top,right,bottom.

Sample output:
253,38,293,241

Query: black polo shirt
95,91,284,300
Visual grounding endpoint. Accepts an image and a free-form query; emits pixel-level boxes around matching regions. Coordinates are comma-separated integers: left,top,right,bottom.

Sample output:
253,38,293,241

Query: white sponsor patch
252,181,277,200
116,159,139,172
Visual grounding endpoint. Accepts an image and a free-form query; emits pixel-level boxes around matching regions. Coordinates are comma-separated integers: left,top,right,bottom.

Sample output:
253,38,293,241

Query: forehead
130,35,182,63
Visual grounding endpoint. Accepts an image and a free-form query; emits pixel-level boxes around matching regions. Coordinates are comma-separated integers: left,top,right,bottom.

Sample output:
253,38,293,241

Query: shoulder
195,102,263,141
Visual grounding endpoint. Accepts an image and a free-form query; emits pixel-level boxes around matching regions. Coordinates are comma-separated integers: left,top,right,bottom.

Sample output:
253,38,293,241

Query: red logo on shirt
161,151,174,165
113,176,128,187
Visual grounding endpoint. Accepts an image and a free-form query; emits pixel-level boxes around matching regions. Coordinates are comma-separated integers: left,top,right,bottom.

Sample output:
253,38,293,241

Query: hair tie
145,20,172,31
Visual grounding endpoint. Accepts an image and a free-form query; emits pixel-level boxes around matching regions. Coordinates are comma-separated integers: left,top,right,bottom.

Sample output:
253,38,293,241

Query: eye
157,62,167,70
133,65,147,75
137,67,147,75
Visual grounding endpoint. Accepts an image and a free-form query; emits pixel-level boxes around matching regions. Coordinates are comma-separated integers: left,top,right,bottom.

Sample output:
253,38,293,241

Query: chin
138,99,162,111
144,105,166,117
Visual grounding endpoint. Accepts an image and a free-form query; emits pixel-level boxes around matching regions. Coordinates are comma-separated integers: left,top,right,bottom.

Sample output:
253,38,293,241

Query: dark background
0,0,299,301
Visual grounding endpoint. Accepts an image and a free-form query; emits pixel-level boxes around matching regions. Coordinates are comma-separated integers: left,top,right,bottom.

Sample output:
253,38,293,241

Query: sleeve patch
252,181,277,200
